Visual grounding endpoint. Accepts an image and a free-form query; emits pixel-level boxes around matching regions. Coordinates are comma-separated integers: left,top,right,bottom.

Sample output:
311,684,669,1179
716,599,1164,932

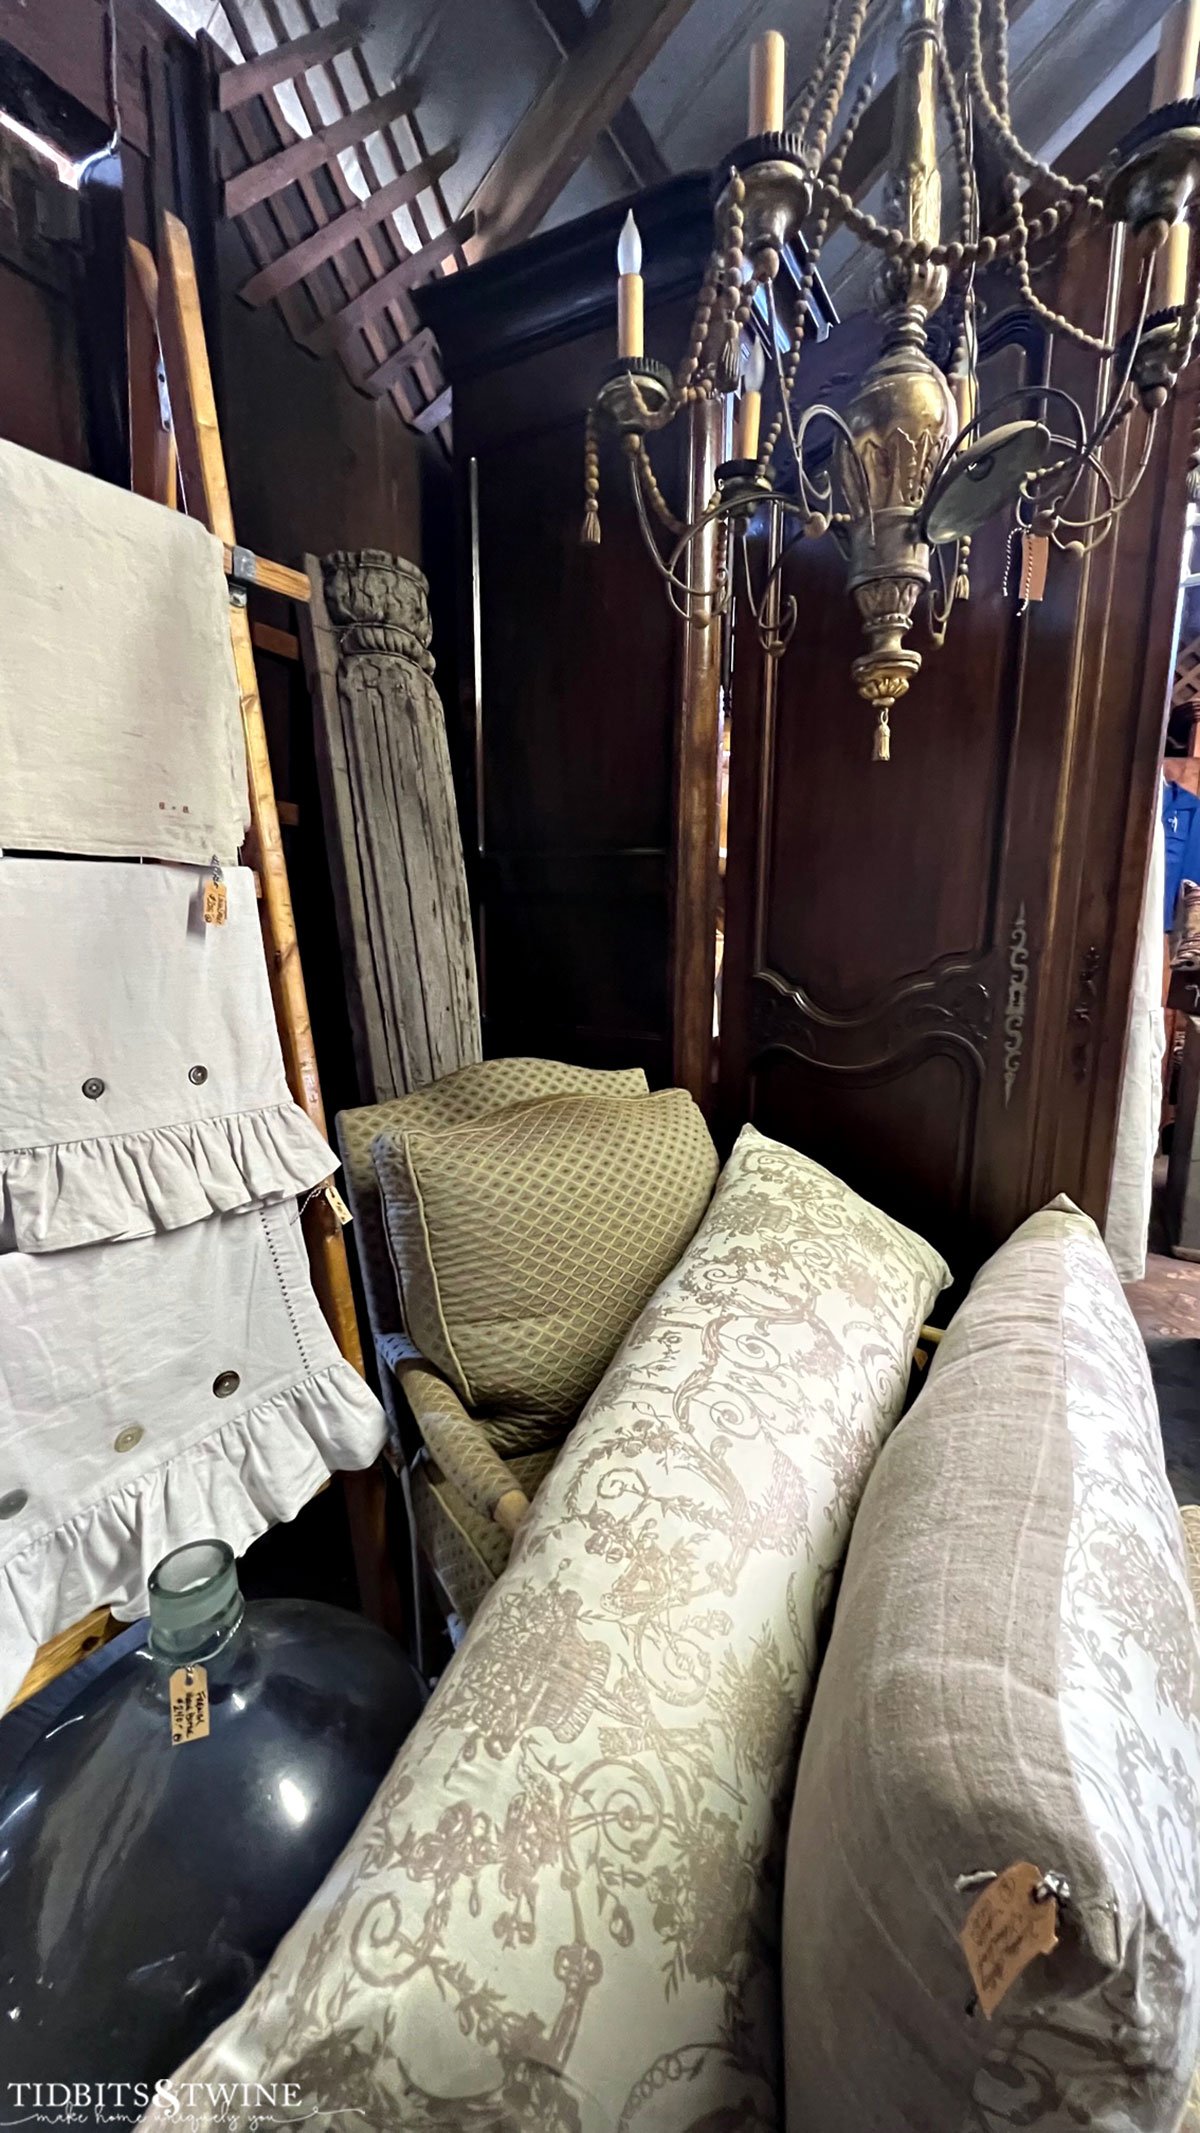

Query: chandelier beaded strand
584,0,1200,752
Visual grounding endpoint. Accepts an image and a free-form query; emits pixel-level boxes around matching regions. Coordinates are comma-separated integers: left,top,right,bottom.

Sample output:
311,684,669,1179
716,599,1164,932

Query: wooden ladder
9,212,401,1709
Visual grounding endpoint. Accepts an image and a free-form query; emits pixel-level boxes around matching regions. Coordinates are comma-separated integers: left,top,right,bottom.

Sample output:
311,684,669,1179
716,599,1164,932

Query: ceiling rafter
526,0,669,190
211,0,458,438
465,0,702,261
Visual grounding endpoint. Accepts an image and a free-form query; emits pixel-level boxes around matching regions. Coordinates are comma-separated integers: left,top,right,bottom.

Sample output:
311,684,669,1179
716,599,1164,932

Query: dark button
188,1065,208,1086
114,1426,144,1454
0,1489,28,1520
212,1371,240,1399
82,1078,105,1100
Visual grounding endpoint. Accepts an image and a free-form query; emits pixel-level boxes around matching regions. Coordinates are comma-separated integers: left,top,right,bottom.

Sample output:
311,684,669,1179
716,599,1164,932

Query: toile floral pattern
140,1123,948,2133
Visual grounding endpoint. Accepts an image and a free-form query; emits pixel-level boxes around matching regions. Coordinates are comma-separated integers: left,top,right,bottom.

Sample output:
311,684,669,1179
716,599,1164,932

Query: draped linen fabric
782,1198,1200,2132
0,437,248,865
0,1200,387,1708
138,1125,948,2133
0,860,335,1252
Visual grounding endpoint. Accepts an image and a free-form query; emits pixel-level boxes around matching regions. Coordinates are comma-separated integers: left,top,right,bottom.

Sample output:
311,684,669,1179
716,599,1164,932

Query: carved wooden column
301,548,481,1102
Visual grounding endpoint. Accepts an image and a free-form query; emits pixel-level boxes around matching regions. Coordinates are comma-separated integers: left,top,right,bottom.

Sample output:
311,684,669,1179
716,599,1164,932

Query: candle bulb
749,29,786,135
735,338,766,461
617,209,644,359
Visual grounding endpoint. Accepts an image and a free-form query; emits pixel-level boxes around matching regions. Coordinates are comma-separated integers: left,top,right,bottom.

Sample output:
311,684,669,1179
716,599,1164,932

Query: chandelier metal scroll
581,0,1200,760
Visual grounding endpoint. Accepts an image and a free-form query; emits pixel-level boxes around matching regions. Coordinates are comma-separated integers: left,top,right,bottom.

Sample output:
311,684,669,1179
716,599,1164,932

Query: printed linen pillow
373,1085,719,1422
782,1196,1200,2133
139,1124,948,2133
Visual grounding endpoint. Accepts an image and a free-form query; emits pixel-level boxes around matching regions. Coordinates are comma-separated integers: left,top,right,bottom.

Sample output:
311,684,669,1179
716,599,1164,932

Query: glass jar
0,1539,425,2113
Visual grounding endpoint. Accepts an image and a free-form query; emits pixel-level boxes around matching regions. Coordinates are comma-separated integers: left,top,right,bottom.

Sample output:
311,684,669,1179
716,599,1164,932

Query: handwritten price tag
960,1862,1058,2018
169,1663,211,1747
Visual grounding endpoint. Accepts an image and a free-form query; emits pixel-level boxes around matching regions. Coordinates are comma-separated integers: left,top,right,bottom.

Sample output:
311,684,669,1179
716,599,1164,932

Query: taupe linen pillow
373,1086,719,1421
783,1196,1200,2133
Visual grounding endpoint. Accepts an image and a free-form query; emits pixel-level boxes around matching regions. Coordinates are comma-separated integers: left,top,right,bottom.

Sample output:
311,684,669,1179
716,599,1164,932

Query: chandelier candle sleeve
617,210,644,359
749,30,786,135
735,339,767,461
1151,0,1200,308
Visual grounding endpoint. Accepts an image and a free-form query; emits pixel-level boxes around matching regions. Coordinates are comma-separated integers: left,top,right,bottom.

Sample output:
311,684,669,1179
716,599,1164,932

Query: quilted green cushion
373,1087,718,1424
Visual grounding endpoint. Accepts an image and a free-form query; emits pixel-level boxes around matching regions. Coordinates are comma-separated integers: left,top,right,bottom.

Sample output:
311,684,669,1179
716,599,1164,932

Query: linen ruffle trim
0,1359,386,1709
1,1101,336,1252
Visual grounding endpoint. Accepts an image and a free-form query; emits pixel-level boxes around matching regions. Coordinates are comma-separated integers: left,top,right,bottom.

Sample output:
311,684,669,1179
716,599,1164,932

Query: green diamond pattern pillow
373,1087,718,1423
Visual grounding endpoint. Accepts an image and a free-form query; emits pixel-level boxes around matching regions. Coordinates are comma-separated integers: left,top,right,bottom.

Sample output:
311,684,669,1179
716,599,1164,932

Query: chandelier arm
791,394,875,524
1087,243,1158,458
1056,412,1158,536
738,525,800,657
650,487,747,624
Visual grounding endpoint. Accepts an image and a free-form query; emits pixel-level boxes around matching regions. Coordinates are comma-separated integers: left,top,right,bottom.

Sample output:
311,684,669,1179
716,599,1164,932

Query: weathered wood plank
311,218,475,353
412,385,452,434
239,147,457,306
224,79,417,217
218,15,362,110
361,326,437,396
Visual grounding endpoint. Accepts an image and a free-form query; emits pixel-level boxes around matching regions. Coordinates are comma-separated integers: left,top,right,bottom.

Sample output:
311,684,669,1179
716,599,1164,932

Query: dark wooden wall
420,179,719,1087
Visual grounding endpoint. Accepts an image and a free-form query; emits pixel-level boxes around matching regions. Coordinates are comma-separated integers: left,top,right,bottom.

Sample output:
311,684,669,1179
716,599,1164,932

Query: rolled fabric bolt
735,338,766,461
749,29,786,134
617,209,644,358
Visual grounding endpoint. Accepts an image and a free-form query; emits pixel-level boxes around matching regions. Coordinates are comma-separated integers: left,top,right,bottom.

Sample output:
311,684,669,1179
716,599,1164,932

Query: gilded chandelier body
586,0,1200,757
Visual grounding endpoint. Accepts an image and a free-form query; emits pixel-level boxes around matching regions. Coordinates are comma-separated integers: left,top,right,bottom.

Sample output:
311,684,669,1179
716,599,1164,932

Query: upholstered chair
337,1059,717,1632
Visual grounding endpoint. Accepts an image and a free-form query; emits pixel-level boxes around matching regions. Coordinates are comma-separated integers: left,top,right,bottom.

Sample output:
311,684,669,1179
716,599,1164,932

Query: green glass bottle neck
147,1539,246,1666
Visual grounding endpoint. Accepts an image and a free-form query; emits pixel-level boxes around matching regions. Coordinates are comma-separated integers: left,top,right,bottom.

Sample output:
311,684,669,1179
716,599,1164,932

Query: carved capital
322,549,435,673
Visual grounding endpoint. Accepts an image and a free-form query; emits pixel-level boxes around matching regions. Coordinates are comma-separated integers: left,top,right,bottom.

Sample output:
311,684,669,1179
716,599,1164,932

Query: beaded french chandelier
582,0,1200,758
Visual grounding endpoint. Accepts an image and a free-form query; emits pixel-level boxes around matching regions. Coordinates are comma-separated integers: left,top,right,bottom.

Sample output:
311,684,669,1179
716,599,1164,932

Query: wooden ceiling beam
224,78,418,217
527,0,669,188
218,13,364,110
239,145,457,305
466,0,700,260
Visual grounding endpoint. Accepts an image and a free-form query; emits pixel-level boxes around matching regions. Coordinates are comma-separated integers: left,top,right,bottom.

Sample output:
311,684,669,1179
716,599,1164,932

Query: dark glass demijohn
0,1540,424,2113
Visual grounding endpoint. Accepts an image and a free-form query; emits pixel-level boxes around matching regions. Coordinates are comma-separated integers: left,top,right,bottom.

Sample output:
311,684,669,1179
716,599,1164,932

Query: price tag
1019,531,1049,606
960,1862,1059,2018
324,1182,353,1228
203,877,228,926
169,1663,211,1746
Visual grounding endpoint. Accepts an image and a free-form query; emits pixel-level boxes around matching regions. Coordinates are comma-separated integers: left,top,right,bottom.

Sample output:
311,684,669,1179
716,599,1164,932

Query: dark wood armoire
422,190,1193,1284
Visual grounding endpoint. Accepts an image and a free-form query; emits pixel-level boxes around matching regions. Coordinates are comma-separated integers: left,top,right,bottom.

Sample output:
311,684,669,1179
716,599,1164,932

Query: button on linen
0,1489,28,1519
82,1077,105,1099
188,1064,208,1086
113,1426,144,1454
212,1371,240,1398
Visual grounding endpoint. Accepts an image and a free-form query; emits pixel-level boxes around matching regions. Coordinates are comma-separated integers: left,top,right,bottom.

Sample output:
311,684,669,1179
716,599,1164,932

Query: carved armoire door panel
719,221,1189,1280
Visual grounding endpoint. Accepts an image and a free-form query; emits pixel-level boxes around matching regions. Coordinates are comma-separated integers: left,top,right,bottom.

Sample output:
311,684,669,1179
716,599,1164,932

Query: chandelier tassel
581,409,601,546
955,535,973,603
872,707,892,762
